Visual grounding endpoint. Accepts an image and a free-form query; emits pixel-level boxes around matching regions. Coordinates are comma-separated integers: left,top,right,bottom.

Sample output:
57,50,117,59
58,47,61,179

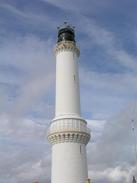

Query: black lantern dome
57,22,75,43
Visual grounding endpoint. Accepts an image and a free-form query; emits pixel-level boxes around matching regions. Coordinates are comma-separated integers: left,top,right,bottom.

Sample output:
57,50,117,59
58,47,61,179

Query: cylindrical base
51,143,88,183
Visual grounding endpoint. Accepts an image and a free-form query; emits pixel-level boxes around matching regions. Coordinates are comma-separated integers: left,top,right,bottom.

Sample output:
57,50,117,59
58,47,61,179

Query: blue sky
1,0,137,119
0,0,137,183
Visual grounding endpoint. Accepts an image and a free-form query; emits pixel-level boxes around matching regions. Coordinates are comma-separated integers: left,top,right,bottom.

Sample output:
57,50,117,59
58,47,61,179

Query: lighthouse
47,23,91,183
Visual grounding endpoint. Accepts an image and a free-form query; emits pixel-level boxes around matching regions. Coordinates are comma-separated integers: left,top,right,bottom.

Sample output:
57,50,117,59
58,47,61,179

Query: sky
0,0,137,182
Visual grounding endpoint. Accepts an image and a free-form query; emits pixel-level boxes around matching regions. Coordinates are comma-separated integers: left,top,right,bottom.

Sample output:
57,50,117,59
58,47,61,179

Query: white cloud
87,103,137,183
0,113,50,183
0,34,55,119
0,2,57,31
1,103,136,183
39,0,137,120
87,120,106,142
0,27,55,183
0,1,137,183
79,18,137,73
41,0,87,13
42,0,137,73
80,68,137,119
80,70,137,96
89,165,136,183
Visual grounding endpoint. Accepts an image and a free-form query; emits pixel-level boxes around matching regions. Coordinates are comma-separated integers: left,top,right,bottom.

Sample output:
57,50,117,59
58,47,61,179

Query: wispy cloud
0,34,55,119
0,1,137,183
0,1,58,34
88,103,137,183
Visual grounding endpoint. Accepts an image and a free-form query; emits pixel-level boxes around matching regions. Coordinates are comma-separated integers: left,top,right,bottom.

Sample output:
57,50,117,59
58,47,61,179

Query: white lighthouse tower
48,23,91,183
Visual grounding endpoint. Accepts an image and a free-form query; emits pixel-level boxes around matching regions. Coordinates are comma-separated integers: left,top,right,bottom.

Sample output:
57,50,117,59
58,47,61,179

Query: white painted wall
55,50,81,118
51,143,88,183
49,43,90,183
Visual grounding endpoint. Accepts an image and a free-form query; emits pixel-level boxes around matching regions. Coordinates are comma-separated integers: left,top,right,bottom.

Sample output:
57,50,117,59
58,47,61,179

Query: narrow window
80,145,81,153
74,75,76,81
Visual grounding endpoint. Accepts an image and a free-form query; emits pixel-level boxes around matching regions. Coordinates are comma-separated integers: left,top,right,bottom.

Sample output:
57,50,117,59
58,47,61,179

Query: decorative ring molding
48,131,90,145
47,118,91,145
54,41,80,57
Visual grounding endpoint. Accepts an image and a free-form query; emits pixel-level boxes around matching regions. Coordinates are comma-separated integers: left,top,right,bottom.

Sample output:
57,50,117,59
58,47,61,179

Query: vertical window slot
74,75,76,81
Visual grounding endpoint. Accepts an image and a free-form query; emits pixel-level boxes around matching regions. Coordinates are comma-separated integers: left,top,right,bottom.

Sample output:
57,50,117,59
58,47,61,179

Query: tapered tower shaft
48,23,90,183
55,38,80,118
